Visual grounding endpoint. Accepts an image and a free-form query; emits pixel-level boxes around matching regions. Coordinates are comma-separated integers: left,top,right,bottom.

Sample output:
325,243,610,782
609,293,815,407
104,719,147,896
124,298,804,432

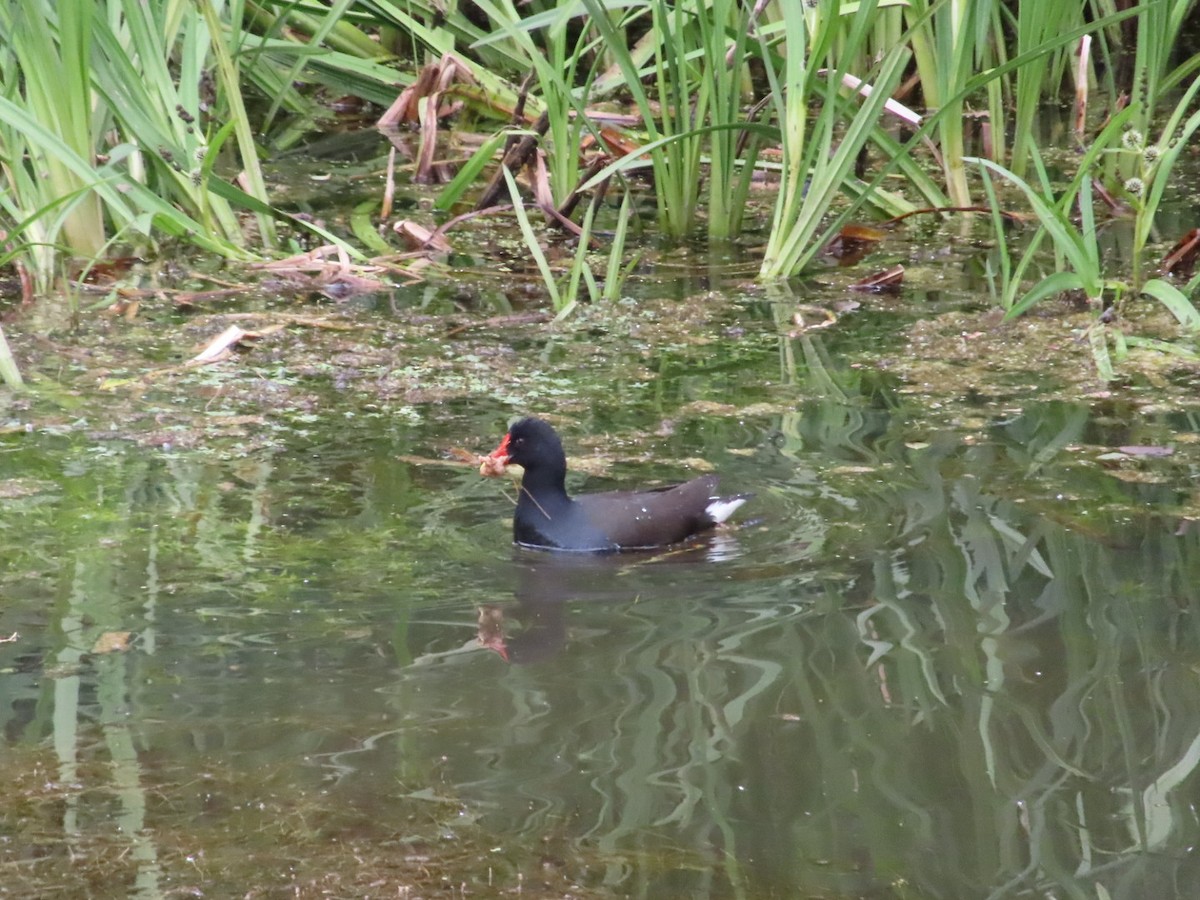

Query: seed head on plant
1122,129,1144,150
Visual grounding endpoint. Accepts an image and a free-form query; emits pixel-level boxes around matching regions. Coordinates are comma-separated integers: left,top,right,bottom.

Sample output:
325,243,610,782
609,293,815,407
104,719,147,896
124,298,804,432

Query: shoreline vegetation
2,0,1200,382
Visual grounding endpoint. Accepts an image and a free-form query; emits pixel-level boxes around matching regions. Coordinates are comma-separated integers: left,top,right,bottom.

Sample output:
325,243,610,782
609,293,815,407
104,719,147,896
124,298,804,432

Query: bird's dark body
488,418,746,552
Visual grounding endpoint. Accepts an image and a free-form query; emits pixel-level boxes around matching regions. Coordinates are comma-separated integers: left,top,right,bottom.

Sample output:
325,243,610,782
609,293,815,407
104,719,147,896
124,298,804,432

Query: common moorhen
483,417,748,551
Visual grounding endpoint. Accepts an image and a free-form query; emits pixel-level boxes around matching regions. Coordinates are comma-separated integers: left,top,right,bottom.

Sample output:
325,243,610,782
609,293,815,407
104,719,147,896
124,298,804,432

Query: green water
3,273,1200,899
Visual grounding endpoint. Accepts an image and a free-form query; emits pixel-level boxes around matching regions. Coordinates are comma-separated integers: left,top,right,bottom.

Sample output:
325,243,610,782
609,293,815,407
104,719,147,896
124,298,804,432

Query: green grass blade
1142,278,1200,329
1007,270,1086,319
603,189,635,303
969,157,1099,297
0,326,24,389
978,163,1011,308
502,166,562,311
434,131,510,212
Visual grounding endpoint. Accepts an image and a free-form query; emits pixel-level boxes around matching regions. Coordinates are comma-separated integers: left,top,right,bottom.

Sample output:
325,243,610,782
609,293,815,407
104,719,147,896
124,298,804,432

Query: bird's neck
517,463,570,509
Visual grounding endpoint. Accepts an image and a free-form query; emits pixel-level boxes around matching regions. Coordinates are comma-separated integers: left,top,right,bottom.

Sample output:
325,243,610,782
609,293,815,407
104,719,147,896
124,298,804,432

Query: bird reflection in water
476,532,744,664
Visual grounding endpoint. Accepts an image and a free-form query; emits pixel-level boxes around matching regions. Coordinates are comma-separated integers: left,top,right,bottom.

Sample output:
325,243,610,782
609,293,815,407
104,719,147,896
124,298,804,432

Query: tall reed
0,326,22,388
0,0,274,293
758,0,908,279
578,0,708,239
1008,1,1083,177
697,0,758,241
904,0,998,206
1,0,106,286
471,0,599,205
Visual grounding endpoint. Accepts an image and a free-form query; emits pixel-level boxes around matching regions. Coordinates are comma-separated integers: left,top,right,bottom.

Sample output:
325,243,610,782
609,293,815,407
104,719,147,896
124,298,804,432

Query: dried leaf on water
393,220,454,253
92,631,133,654
789,305,838,334
1117,445,1175,457
1162,228,1200,277
826,223,887,261
191,325,249,364
190,324,285,365
850,265,905,294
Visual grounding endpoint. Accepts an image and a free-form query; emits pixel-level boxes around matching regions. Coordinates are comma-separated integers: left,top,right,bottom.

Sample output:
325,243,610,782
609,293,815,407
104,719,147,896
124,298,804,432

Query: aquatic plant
4,0,1200,309
0,325,21,388
757,0,910,279
1006,1,1085,178
574,0,708,241
1106,0,1200,180
970,87,1200,379
975,157,1119,378
469,0,599,206
904,0,1000,206
0,0,269,295
503,165,637,316
1124,78,1200,293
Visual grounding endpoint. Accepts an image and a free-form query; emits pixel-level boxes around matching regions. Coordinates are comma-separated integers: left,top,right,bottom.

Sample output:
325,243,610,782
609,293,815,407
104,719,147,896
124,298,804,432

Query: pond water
5,250,1200,897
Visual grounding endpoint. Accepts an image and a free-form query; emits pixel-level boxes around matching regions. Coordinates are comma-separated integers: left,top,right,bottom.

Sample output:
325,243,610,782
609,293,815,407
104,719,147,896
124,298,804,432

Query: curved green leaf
1142,278,1200,329
1006,270,1085,320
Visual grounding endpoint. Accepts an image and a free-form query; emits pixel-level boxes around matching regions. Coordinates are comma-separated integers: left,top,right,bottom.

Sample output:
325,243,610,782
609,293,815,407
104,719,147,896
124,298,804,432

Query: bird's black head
495,417,565,471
